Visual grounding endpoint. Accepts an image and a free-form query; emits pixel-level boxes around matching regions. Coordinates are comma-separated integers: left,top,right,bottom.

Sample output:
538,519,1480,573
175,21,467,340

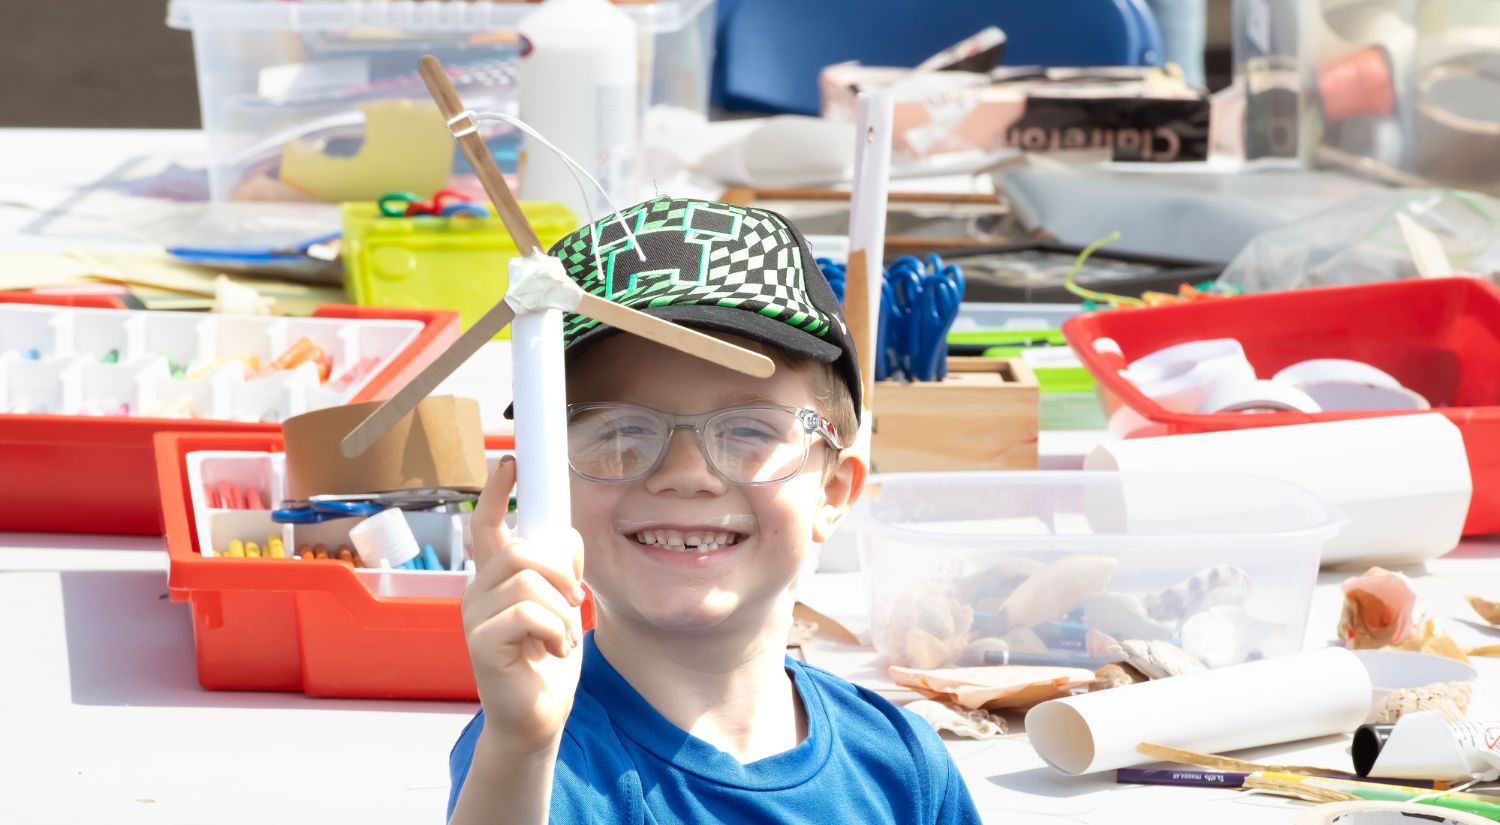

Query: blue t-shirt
448,633,982,824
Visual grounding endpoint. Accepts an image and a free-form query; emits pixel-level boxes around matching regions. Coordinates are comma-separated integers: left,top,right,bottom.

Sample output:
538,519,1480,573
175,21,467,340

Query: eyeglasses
565,402,844,485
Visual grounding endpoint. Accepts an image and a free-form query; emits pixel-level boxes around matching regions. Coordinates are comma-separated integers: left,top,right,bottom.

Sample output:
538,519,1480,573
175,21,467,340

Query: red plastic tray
156,430,593,700
1062,277,1500,534
0,294,460,535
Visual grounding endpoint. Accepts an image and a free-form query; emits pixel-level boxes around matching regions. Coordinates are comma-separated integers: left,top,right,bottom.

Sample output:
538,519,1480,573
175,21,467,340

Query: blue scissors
271,498,386,524
878,254,964,381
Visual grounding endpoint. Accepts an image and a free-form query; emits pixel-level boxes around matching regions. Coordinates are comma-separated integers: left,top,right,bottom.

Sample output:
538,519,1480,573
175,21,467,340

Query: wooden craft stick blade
340,300,517,458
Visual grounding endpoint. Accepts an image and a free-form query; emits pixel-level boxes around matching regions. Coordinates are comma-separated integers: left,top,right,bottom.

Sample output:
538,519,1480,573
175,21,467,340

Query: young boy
447,197,982,824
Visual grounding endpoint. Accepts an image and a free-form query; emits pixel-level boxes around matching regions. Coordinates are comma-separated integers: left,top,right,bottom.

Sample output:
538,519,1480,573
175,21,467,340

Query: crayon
313,544,329,560
336,547,354,564
205,484,221,509
266,536,285,558
245,542,261,558
224,540,245,558
102,348,119,364
246,487,265,510
420,543,441,571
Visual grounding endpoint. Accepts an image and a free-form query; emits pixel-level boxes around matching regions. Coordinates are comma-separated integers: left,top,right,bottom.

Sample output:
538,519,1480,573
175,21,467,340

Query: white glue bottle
517,0,640,219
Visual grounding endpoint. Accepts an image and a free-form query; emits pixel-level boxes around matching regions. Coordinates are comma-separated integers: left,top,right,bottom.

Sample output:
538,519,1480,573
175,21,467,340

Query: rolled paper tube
1025,647,1372,775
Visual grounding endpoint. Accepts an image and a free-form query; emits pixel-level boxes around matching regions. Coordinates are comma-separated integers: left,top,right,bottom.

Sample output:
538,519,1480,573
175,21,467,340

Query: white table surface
3,532,1498,824
4,128,1499,823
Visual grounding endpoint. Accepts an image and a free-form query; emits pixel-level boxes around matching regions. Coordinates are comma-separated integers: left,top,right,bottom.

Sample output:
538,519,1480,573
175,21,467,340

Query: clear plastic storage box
1230,0,1500,193
167,0,716,201
854,472,1343,672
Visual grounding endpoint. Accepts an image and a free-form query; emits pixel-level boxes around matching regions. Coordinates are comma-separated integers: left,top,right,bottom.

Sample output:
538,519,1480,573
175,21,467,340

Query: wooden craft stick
418,55,542,255
1135,743,1358,779
1396,212,1454,279
842,248,874,407
574,293,774,379
340,299,516,458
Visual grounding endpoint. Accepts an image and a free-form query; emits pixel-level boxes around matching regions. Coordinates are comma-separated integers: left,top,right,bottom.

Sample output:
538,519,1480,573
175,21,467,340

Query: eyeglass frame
564,402,846,486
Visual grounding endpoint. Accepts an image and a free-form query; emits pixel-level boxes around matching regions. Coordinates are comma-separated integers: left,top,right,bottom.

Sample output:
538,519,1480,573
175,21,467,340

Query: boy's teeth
633,529,743,551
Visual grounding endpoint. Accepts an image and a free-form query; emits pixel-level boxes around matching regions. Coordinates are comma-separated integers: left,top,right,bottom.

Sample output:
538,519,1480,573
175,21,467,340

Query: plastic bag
1218,188,1500,293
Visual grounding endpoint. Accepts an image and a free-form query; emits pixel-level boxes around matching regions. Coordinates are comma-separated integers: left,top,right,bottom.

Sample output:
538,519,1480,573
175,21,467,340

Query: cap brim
502,306,844,419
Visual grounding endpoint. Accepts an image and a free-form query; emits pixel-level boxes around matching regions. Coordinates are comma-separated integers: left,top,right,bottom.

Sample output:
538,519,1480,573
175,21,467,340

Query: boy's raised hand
463,456,586,753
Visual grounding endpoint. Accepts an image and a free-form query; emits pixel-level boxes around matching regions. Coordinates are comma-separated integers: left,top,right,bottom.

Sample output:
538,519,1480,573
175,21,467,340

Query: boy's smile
567,332,851,634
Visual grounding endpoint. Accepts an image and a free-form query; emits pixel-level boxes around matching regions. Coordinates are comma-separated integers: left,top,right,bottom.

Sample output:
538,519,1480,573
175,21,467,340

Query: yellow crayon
245,542,261,558
267,535,285,558
224,539,245,558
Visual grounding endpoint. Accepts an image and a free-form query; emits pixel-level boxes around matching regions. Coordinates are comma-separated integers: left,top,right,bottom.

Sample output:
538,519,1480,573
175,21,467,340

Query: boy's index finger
470,455,517,570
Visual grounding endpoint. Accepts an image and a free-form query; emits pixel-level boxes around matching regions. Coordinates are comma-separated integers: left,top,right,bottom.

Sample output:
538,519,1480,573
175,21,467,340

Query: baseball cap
535,196,863,422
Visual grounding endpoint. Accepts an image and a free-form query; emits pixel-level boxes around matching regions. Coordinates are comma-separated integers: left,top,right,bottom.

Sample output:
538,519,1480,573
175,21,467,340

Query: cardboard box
870,357,1039,473
820,63,1210,165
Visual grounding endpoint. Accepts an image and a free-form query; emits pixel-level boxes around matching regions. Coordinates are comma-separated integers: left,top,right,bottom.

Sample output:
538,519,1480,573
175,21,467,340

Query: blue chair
712,0,1164,115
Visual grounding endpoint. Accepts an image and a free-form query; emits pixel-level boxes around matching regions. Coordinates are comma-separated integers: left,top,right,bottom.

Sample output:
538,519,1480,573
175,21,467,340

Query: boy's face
567,333,862,635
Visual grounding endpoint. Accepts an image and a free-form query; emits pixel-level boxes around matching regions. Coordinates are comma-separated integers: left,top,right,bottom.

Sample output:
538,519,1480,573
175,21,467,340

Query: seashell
879,582,974,668
905,628,957,670
1181,605,1277,668
1000,556,1118,628
957,637,1010,667
1339,567,1427,649
1368,681,1472,725
957,559,1048,606
1142,564,1252,623
1004,626,1049,655
1090,661,1149,691
1081,592,1177,641
1108,639,1205,680
1085,628,1120,659
1466,594,1500,626
904,699,1008,740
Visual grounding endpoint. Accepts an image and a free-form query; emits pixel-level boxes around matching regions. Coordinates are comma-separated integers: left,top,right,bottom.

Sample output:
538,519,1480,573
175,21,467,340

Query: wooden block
870,357,1039,473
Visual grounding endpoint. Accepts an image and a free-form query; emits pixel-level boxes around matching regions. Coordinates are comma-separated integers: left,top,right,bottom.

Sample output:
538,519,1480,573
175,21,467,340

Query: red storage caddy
156,430,593,700
0,293,459,535
1063,277,1500,534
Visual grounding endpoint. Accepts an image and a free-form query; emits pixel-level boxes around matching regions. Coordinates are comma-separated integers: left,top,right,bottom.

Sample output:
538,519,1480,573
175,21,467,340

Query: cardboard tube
1085,415,1472,568
1026,647,1372,776
283,395,487,499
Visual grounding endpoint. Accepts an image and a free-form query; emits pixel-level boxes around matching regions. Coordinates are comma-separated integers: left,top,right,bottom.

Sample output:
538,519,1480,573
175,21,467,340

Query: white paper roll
1026,647,1372,775
1273,359,1431,412
1126,340,1258,414
1195,379,1323,414
1273,359,1401,389
1085,414,1472,567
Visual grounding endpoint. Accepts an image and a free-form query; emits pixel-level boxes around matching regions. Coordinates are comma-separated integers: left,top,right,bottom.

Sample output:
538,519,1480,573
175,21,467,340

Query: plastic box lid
167,0,714,34
858,471,1345,550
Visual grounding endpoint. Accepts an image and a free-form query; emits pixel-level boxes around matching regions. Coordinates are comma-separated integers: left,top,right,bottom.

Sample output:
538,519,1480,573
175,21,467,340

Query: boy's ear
812,449,866,543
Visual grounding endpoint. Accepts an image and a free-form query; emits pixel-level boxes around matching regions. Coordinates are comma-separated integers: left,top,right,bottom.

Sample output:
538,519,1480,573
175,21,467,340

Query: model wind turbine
340,55,775,545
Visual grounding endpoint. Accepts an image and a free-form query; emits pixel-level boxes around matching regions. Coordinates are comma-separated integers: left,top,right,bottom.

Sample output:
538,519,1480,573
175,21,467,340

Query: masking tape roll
1128,339,1247,384
1195,379,1323,414
1127,340,1256,414
1294,801,1492,825
1274,359,1429,412
1273,359,1401,389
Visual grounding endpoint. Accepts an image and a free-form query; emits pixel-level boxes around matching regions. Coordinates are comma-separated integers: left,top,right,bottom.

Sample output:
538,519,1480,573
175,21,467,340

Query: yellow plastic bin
341,202,577,337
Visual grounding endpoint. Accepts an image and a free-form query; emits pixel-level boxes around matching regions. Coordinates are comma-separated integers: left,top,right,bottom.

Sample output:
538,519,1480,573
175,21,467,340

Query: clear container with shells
853,472,1343,672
